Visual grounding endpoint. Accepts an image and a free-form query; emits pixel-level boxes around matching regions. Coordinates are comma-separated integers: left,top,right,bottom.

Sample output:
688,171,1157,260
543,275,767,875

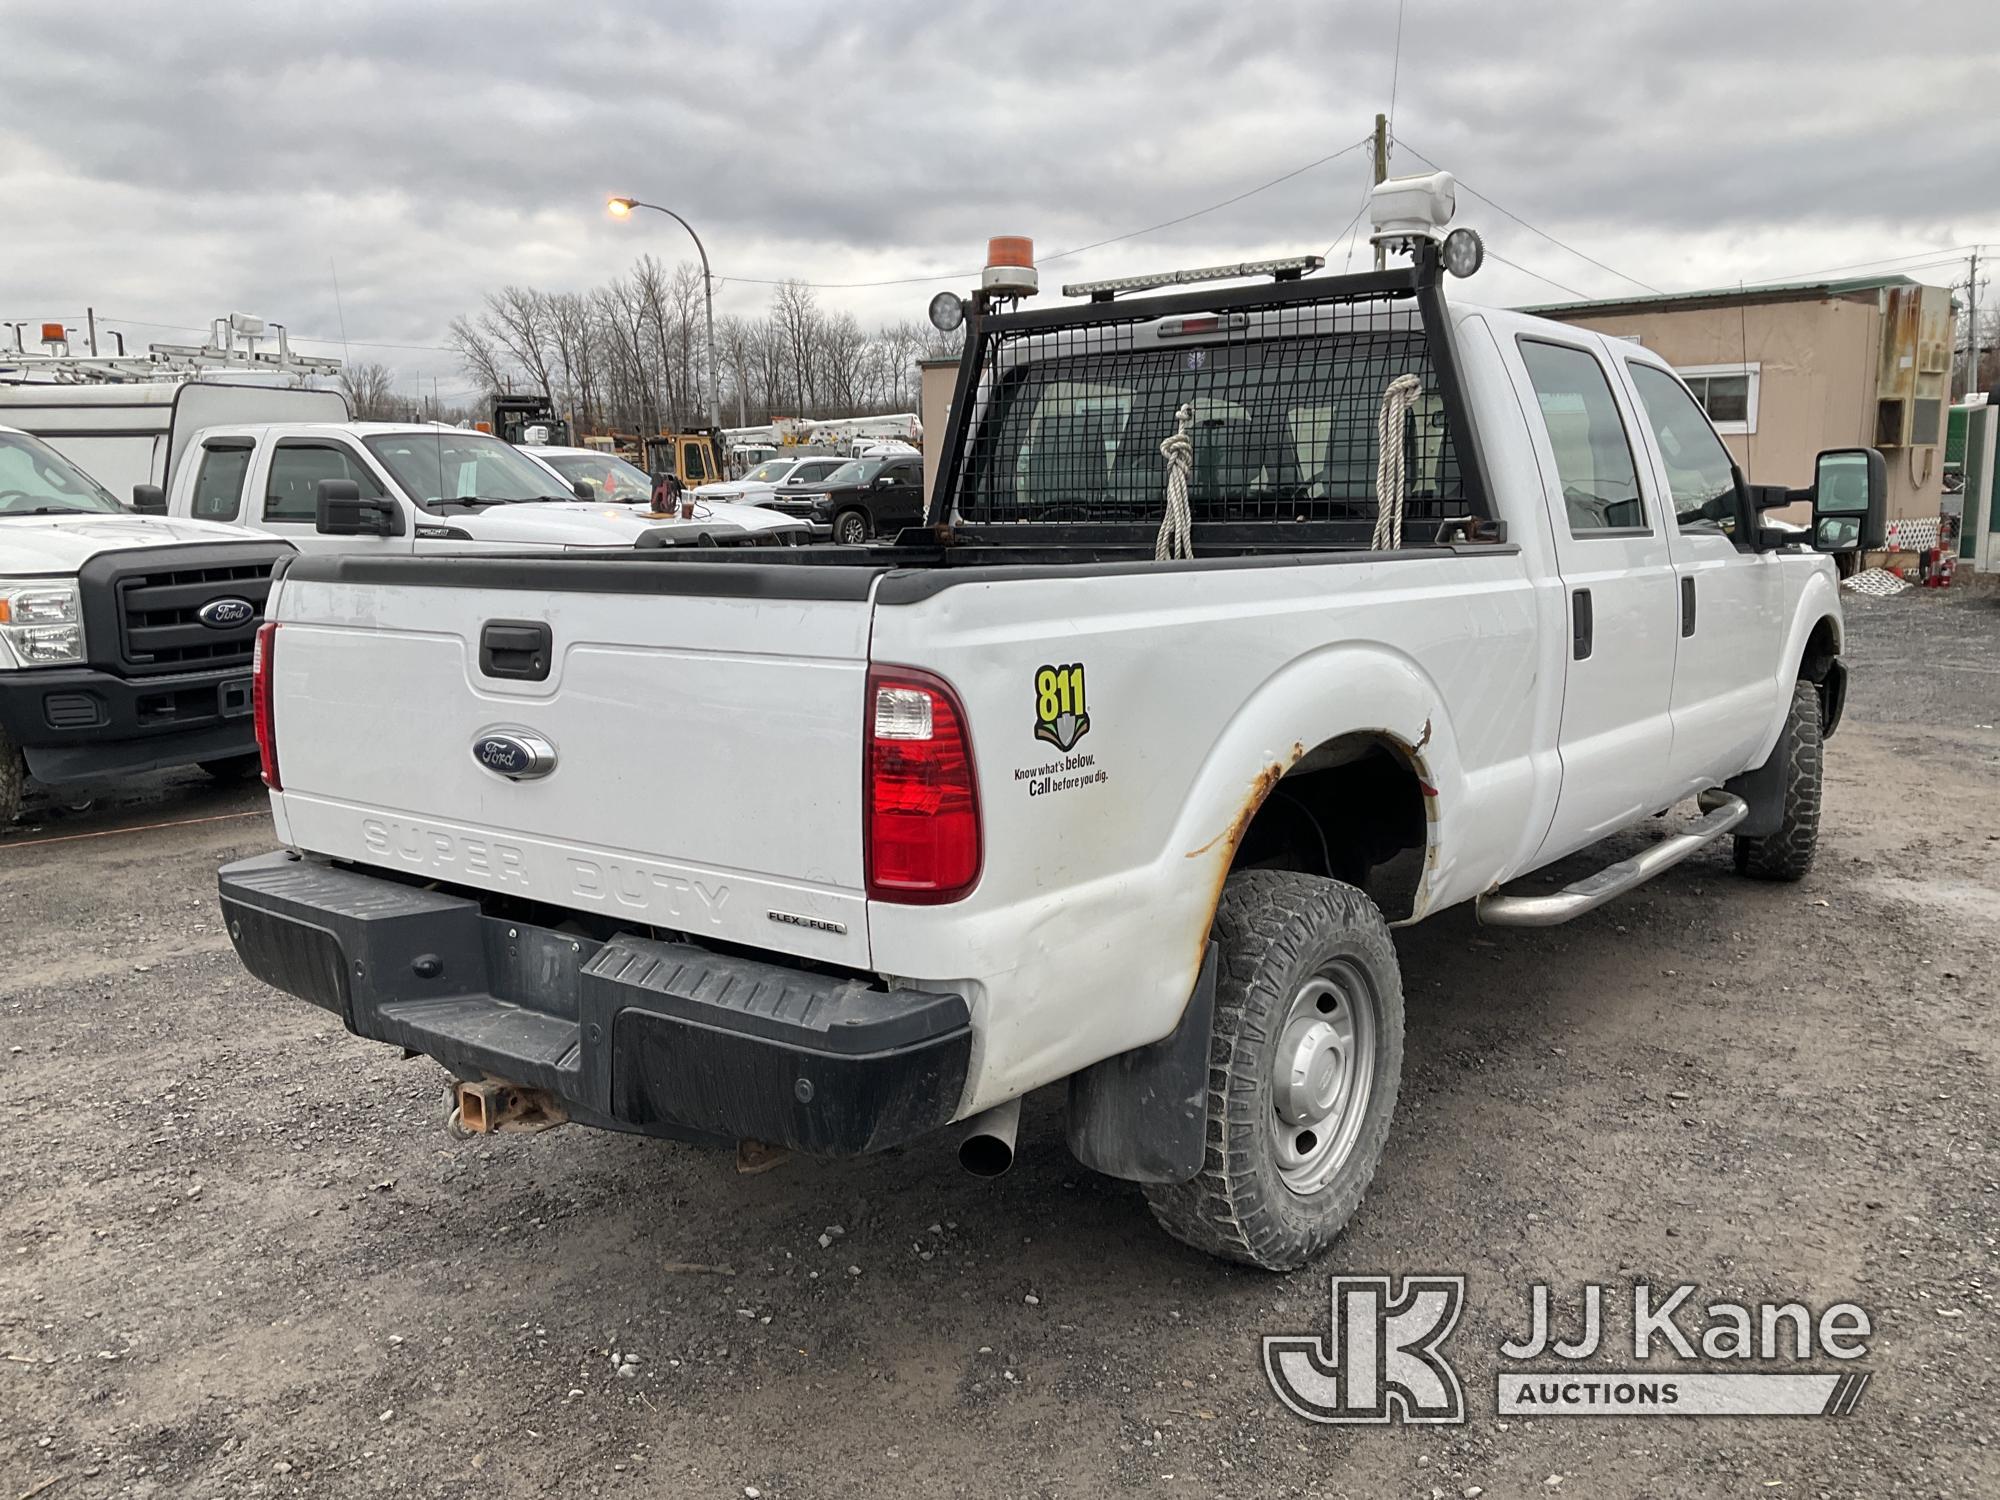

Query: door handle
479,619,552,681
1572,588,1593,661
1681,576,1697,637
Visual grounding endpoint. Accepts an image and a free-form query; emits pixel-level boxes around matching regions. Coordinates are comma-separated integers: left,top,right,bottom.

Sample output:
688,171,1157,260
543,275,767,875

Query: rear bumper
218,851,971,1155
0,664,257,784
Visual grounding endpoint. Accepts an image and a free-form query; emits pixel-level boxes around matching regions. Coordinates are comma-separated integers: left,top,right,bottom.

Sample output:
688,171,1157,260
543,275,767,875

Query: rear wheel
1733,678,1822,882
833,509,870,546
1144,870,1404,1271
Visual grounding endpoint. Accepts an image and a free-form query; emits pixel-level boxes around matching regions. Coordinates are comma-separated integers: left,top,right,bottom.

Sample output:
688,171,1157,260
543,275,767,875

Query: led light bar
1062,255,1325,302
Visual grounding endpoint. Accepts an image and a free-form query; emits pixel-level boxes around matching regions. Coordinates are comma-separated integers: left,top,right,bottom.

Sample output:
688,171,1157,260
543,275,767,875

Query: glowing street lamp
606,195,718,430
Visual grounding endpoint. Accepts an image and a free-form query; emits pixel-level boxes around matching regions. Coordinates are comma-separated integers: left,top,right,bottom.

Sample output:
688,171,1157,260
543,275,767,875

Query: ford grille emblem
472,728,557,781
197,597,255,629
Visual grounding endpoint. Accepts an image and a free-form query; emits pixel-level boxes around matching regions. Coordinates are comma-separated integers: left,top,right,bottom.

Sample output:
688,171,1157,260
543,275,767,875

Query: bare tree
338,360,400,421
718,315,756,426
448,267,960,439
816,311,870,414
770,280,821,415
446,316,509,397
480,286,558,397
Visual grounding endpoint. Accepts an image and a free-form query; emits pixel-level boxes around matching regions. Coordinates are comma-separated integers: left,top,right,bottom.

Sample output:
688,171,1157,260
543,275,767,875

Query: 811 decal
1033,662,1091,752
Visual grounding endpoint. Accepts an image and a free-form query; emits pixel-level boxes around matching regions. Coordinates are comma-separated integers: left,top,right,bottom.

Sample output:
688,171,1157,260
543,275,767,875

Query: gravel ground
3,587,1996,1499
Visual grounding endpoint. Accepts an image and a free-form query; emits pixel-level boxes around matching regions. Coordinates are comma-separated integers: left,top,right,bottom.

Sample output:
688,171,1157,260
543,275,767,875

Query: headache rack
927,247,1496,557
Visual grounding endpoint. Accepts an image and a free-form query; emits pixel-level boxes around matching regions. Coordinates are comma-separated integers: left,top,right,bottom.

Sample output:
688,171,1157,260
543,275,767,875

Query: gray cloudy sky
4,0,1994,401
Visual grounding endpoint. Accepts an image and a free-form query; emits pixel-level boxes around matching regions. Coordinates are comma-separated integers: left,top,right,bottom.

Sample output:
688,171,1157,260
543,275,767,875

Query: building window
1674,363,1760,436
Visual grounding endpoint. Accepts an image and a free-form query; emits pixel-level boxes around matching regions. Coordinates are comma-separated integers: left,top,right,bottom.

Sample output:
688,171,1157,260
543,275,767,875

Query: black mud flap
1819,659,1847,739
1064,942,1217,1185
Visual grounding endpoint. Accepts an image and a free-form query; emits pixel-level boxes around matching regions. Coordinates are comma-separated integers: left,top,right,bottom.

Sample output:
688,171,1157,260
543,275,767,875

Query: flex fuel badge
1017,661,1109,800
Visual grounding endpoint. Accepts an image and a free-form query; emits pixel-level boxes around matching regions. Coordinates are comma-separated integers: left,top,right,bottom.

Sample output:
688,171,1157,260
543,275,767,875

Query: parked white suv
694,453,847,507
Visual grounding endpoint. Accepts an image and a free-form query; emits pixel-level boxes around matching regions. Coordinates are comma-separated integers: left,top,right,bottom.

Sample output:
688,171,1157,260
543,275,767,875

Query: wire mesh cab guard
927,245,1495,555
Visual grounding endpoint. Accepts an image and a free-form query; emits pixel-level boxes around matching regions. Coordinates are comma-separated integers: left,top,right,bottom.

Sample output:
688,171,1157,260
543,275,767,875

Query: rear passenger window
1518,339,1646,534
264,443,382,522
190,444,251,521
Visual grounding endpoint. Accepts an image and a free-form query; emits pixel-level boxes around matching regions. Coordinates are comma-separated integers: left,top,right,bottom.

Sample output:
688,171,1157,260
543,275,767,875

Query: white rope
1156,402,1195,561
1371,373,1424,552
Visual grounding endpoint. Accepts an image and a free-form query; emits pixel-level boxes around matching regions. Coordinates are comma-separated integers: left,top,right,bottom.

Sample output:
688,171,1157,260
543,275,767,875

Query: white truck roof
0,381,350,497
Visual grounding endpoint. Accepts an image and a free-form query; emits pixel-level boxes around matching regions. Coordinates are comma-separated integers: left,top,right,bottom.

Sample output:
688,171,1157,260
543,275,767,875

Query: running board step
1476,794,1749,928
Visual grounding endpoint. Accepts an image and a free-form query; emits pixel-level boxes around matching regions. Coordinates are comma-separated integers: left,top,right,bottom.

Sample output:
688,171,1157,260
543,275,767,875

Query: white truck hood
446,499,805,548
0,512,267,574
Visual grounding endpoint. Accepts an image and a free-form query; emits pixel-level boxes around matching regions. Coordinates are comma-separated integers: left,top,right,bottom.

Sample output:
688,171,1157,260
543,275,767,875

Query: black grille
939,265,1483,551
115,559,272,673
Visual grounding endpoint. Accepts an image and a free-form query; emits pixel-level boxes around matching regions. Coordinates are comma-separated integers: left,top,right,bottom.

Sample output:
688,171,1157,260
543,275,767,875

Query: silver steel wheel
1270,959,1378,1195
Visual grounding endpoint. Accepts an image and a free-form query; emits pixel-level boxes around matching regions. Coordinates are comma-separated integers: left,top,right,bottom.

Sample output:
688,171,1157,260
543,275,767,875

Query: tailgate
266,557,877,966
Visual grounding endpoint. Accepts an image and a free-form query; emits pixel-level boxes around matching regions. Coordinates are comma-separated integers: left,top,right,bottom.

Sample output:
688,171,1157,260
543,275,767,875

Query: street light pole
608,197,722,434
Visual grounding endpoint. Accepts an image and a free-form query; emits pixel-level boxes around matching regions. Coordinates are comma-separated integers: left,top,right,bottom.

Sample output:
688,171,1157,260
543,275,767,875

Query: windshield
361,431,571,506
818,459,883,489
0,430,124,515
542,452,653,503
743,459,795,484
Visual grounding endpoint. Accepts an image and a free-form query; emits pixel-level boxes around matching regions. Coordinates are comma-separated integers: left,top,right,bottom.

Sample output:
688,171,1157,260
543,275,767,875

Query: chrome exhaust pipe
956,1099,1021,1178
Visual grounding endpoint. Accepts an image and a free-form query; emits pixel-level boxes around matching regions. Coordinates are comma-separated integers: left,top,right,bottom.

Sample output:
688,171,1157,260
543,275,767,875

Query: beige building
919,356,960,501
1538,275,1956,541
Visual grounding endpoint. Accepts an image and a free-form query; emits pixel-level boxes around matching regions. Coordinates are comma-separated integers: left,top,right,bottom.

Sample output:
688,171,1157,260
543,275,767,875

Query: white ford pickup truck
162,421,810,553
220,183,1885,1269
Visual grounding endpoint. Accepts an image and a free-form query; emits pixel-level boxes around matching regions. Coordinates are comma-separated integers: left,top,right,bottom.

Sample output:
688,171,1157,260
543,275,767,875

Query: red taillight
252,621,280,790
865,666,981,904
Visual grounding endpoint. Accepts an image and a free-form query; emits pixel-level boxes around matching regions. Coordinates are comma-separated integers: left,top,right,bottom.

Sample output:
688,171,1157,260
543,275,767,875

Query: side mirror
874,474,897,488
315,478,403,537
1810,447,1887,555
131,484,167,515
571,478,594,501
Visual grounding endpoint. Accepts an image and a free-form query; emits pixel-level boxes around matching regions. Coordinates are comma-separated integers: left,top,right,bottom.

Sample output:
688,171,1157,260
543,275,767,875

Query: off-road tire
1733,678,1822,882
198,754,262,783
834,509,869,545
0,728,24,825
1143,870,1404,1271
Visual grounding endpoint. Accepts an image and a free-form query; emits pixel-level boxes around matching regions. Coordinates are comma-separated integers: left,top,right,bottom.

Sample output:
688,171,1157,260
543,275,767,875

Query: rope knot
1372,374,1424,552
1156,402,1195,562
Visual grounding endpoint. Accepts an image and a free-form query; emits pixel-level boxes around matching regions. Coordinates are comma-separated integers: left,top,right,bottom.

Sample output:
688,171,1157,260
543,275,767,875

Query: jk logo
1264,1275,1466,1425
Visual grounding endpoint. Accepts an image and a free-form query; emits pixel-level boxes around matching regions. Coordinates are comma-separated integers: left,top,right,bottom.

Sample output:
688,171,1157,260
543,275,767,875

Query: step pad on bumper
219,851,970,1155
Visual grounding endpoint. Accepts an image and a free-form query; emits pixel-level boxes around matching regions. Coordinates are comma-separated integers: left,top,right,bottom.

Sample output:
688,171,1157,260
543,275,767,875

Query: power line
1487,250,1588,301
1397,140,1661,294
721,136,1374,289
1323,185,1375,268
1386,0,1407,169
1732,245,1986,288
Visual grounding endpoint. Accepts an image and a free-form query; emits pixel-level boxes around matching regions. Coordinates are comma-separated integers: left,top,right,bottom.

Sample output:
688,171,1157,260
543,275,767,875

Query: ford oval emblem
472,728,556,781
197,596,255,629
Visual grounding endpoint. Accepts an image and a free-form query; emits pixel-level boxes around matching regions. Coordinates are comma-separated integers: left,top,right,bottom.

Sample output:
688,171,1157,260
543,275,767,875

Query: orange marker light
986,236,1034,269
39,323,65,342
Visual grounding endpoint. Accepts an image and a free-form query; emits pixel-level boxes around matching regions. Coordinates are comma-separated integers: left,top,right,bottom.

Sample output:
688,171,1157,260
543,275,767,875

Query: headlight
0,580,86,667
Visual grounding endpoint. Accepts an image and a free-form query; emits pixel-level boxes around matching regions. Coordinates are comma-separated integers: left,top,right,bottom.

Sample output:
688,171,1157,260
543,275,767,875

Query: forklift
642,429,723,487
491,393,572,447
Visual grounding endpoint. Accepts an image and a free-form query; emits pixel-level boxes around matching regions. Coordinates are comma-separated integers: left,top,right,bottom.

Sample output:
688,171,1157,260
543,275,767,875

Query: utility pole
1966,247,1981,399
1372,112,1390,271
